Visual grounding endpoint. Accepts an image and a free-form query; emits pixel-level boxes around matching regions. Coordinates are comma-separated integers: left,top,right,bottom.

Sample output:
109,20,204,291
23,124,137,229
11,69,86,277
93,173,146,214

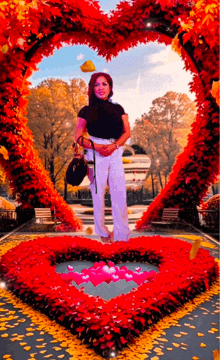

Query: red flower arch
0,0,218,229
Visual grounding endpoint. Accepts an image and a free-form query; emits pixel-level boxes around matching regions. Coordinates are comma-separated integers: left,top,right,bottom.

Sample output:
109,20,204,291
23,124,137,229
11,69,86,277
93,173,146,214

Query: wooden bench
151,208,179,227
34,208,54,224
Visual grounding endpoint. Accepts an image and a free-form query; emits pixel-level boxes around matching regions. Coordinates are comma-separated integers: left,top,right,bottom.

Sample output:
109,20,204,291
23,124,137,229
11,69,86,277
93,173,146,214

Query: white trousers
85,136,130,241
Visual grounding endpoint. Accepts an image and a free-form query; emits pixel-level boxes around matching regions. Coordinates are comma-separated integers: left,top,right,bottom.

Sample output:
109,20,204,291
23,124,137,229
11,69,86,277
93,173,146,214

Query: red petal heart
0,235,218,359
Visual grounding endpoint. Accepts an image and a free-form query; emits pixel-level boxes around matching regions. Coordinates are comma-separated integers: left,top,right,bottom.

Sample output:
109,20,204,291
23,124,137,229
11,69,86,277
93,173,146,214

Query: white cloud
102,69,109,73
77,53,85,61
111,48,196,130
112,88,152,130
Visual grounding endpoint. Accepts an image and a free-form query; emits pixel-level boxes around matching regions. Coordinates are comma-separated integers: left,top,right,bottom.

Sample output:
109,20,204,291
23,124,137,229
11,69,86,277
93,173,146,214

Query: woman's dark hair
88,72,113,106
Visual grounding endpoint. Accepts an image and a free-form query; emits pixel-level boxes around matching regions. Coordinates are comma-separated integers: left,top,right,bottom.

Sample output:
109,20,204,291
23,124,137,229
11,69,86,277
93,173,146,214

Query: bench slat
35,208,53,223
151,208,179,226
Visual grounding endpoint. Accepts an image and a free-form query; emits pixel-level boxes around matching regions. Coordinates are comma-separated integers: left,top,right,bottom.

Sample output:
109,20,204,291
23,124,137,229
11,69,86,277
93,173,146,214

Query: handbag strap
77,136,97,194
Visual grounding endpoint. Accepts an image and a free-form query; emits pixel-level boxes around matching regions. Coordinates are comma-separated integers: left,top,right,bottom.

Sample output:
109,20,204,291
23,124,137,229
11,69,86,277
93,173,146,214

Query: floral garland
0,0,219,229
0,235,218,358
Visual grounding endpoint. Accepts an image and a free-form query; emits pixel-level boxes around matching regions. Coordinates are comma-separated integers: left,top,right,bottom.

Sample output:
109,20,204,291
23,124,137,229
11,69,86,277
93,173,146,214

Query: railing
0,209,17,220
197,209,219,230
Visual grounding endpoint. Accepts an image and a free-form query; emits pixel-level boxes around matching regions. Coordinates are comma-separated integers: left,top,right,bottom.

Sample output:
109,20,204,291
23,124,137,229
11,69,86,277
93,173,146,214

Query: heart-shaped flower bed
0,236,218,358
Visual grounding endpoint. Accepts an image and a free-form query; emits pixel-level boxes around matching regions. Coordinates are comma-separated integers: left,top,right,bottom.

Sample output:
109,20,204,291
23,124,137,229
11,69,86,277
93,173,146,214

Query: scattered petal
172,342,180,347
24,346,31,351
211,328,218,332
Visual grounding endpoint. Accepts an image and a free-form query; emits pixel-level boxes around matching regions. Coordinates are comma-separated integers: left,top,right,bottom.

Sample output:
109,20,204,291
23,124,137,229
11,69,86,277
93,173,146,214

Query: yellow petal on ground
150,357,159,360
154,347,162,352
192,357,200,360
213,349,220,360
26,333,34,336
39,351,47,354
157,338,168,342
1,333,8,337
19,342,27,346
24,346,31,351
166,348,173,351
189,325,196,329
58,356,65,359
172,342,180,347
197,333,204,337
180,332,188,335
3,356,12,359
36,338,44,341
53,347,62,351
26,328,35,332
200,343,206,347
80,60,96,73
211,328,218,332
174,334,181,337
200,241,216,249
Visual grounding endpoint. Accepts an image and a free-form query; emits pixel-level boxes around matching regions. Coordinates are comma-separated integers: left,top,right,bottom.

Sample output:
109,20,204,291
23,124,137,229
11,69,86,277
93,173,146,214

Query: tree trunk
49,156,55,184
151,171,155,198
158,171,163,189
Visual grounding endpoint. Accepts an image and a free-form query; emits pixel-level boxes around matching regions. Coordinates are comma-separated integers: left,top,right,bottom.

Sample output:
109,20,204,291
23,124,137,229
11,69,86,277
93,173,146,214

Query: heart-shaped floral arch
0,0,219,229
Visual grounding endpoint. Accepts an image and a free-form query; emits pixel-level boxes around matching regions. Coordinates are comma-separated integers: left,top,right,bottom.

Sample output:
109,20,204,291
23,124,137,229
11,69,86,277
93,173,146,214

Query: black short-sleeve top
77,98,125,140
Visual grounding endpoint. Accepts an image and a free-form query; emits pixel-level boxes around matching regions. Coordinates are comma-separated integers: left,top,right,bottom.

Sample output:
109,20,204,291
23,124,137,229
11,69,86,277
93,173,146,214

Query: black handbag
65,136,97,192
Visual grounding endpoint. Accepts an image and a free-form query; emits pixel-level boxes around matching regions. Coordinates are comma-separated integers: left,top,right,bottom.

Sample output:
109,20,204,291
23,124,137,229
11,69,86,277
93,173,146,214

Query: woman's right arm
74,117,104,153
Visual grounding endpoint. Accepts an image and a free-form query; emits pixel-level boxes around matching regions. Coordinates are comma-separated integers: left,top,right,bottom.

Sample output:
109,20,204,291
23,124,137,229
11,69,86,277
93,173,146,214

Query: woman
74,72,131,243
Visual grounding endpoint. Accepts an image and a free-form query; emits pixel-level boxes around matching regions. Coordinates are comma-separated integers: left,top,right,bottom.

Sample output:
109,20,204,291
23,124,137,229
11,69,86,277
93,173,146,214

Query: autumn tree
27,78,88,189
131,91,197,195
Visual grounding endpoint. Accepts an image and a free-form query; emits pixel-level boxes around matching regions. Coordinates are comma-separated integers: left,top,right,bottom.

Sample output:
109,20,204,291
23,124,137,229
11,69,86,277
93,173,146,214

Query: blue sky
29,0,195,128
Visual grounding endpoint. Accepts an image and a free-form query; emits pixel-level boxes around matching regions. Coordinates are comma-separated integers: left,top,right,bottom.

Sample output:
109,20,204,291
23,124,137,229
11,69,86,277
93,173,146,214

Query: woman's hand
98,144,117,157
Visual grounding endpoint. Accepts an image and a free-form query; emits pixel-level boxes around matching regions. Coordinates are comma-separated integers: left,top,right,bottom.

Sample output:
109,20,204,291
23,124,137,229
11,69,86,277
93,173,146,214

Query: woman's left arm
100,114,131,157
114,114,131,147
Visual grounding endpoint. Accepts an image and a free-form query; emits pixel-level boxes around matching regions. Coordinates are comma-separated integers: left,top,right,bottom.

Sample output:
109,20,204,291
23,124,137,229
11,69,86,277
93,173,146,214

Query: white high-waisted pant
85,136,130,241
